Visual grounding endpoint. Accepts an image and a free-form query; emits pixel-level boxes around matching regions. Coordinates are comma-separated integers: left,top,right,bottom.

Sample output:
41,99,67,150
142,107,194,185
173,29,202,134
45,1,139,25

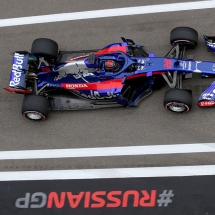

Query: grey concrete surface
0,152,214,171
0,1,215,171
0,0,200,19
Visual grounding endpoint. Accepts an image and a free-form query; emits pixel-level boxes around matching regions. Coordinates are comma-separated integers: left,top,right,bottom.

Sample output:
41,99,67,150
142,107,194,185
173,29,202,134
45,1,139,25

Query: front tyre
170,26,198,48
31,38,58,60
22,95,50,121
164,89,192,113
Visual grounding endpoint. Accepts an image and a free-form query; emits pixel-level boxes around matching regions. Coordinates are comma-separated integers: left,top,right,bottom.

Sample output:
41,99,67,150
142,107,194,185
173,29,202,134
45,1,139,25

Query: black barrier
0,176,215,215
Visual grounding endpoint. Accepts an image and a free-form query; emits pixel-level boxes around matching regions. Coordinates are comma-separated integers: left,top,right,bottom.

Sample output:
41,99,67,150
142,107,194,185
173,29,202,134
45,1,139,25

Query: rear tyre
22,95,50,121
164,89,192,113
31,38,58,60
170,27,198,48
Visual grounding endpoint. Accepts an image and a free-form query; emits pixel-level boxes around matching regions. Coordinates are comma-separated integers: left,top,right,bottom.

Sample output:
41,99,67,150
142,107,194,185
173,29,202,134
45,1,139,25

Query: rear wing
9,52,29,87
4,52,30,93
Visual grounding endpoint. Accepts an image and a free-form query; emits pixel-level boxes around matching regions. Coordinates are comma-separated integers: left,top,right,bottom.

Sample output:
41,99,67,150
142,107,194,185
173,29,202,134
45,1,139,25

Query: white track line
0,165,215,181
0,1,215,27
0,143,214,160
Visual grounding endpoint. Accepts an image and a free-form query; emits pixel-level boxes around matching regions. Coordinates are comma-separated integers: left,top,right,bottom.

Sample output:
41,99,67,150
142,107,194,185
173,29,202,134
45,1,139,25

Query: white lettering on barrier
15,192,47,208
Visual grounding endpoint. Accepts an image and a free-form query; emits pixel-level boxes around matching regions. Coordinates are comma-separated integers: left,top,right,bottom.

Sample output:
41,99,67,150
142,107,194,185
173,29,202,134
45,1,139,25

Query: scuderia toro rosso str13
4,26,215,121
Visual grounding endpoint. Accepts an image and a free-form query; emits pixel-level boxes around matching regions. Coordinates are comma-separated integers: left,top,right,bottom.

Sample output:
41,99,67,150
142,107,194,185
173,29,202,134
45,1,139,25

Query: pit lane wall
1,176,215,215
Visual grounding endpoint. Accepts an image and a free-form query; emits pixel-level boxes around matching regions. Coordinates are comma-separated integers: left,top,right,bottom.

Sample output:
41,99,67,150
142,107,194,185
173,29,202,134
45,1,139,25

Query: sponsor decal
206,40,215,48
202,93,215,99
46,83,61,88
9,53,24,87
212,64,215,71
15,189,174,209
54,59,93,82
193,61,202,73
41,67,51,72
137,59,145,70
179,61,186,69
63,83,88,90
62,79,123,91
198,100,215,106
188,61,192,70
195,61,202,70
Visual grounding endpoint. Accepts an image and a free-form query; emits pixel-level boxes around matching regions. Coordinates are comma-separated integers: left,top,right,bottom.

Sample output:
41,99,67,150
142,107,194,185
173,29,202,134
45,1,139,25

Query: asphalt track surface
0,0,215,173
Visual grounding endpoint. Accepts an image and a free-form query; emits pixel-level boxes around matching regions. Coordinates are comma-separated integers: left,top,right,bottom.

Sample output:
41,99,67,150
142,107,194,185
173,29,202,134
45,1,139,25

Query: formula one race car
4,26,215,120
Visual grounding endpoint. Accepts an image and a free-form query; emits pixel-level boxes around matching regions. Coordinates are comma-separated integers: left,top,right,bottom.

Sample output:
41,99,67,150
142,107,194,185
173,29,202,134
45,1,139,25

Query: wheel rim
168,102,186,112
24,111,44,120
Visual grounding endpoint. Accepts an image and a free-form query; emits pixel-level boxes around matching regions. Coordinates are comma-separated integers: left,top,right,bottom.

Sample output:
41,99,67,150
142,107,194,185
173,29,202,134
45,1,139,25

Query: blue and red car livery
4,26,215,120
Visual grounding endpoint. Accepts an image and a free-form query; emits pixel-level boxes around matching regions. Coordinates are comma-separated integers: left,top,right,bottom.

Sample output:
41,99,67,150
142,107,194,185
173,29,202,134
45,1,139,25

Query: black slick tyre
31,38,58,60
164,89,192,113
170,27,198,48
22,95,50,121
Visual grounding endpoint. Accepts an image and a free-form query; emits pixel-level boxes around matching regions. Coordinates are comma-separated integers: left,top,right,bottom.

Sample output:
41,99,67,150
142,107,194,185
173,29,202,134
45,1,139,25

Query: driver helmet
104,60,120,72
